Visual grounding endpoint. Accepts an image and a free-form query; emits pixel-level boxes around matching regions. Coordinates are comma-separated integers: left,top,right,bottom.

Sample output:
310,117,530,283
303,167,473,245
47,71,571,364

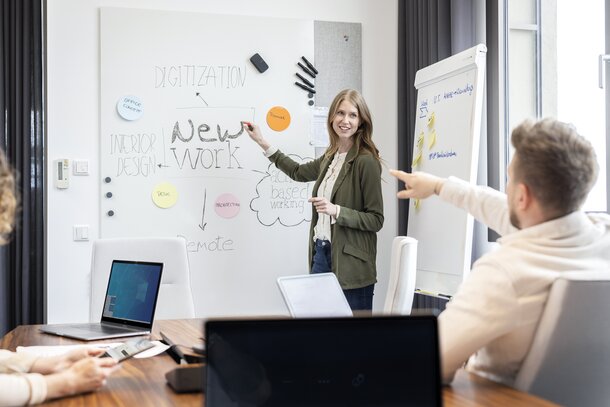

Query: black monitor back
205,315,441,407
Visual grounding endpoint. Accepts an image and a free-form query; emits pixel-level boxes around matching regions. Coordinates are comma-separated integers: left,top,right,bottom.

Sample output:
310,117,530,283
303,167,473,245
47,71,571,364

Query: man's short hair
511,118,598,216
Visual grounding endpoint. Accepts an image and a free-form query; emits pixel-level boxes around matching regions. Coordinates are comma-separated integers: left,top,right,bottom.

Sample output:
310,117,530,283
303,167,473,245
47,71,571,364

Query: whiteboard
100,8,316,317
406,44,487,297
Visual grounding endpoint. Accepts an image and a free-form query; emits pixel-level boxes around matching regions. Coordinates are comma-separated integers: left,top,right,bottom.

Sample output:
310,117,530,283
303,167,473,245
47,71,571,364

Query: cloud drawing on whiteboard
250,156,313,227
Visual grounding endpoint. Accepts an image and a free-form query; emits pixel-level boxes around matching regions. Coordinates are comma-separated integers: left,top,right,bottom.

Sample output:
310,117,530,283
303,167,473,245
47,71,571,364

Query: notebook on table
205,315,442,407
40,260,163,341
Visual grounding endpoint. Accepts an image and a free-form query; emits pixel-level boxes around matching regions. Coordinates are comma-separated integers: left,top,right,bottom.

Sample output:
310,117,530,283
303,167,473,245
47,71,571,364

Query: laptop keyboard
102,325,141,333
72,324,142,334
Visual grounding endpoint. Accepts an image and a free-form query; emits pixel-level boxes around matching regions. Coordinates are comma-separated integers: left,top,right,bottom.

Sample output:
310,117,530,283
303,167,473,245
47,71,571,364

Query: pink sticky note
215,193,240,219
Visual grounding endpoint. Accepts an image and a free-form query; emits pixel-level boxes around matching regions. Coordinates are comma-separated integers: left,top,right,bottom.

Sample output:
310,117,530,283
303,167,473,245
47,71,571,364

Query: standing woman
245,89,384,311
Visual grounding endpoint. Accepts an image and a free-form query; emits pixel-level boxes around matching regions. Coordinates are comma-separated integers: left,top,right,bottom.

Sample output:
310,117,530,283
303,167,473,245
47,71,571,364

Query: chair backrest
514,271,610,407
89,237,196,322
383,236,418,315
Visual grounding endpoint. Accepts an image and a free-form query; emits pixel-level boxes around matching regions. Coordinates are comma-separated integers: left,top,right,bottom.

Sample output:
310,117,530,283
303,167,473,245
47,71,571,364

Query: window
508,0,540,131
556,1,606,211
504,0,607,211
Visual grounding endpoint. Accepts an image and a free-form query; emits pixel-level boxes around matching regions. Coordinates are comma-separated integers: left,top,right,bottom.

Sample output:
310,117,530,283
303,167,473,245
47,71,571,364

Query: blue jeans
311,239,374,311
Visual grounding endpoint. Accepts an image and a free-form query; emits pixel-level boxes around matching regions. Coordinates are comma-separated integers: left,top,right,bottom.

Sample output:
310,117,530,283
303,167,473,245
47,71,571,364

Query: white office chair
383,236,418,315
514,271,610,407
89,237,196,321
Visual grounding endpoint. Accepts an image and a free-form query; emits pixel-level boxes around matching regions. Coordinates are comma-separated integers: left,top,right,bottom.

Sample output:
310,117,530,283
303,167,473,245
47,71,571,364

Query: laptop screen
101,260,163,327
277,274,353,318
205,316,441,407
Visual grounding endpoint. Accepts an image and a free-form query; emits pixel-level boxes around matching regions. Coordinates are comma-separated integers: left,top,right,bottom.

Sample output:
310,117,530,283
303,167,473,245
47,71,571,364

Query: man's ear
517,182,533,210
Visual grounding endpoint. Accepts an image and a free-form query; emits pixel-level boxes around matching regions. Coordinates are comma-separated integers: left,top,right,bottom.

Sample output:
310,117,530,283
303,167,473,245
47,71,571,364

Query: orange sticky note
266,106,291,132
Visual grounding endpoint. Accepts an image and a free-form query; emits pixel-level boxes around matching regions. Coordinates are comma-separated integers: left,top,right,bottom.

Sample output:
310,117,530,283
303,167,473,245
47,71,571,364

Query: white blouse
313,152,346,242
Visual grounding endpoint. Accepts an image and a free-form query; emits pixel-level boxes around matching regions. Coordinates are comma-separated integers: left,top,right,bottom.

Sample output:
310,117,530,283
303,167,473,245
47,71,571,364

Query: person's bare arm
44,356,118,400
243,122,271,152
389,169,445,199
31,348,105,374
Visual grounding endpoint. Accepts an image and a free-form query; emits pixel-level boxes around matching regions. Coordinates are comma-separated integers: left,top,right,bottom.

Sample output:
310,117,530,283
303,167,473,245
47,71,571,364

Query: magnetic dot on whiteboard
152,182,178,209
266,106,291,132
117,95,144,121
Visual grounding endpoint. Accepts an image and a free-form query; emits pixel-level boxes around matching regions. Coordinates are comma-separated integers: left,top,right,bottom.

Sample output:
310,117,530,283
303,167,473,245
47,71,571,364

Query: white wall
46,0,398,323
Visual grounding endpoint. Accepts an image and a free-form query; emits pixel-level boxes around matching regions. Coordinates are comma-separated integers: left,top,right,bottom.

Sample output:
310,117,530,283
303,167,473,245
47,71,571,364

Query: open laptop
205,315,442,406
40,260,163,341
277,274,353,318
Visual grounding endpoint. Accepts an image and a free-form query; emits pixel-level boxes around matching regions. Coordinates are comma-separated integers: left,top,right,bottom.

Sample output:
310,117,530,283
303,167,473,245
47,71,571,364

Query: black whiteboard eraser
249,53,269,73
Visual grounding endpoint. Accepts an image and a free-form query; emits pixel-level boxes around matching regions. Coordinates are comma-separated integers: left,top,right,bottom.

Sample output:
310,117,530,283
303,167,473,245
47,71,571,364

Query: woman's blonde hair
0,148,16,244
325,89,380,161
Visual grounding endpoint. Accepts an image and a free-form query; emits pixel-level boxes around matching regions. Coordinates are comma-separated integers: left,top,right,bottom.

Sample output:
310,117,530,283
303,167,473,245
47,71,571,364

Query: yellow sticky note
152,182,178,209
417,131,424,150
427,112,436,128
414,198,421,210
412,150,422,168
428,129,437,149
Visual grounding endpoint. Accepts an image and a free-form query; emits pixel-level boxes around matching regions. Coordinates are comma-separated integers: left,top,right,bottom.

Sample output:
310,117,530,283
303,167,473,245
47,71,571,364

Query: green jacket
268,143,384,289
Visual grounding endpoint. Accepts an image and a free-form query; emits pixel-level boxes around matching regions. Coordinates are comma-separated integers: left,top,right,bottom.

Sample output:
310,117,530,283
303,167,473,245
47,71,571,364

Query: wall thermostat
54,159,69,189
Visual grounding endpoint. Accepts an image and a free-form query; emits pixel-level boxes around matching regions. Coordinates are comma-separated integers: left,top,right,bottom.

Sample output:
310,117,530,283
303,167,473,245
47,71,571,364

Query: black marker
297,62,316,78
295,72,314,88
294,81,316,94
301,56,318,75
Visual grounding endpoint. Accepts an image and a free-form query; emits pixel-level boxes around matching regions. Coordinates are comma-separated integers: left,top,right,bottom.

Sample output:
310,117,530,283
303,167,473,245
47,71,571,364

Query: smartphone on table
101,338,155,362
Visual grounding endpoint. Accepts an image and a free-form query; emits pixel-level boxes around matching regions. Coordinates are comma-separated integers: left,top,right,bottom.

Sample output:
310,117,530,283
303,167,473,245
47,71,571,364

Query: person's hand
309,197,338,217
45,356,119,400
31,347,106,374
242,122,270,151
389,169,445,200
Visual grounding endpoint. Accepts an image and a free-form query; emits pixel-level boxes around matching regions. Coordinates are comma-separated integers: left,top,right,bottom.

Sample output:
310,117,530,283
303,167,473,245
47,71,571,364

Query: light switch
73,160,89,175
73,225,89,241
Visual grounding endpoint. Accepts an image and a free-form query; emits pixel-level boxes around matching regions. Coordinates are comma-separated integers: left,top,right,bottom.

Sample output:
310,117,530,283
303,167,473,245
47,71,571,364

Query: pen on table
294,82,316,94
415,289,452,299
159,331,187,365
295,72,314,88
301,56,318,75
297,62,316,78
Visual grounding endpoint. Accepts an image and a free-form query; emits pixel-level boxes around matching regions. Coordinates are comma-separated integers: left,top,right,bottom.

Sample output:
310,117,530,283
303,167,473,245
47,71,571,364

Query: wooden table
1,319,557,406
